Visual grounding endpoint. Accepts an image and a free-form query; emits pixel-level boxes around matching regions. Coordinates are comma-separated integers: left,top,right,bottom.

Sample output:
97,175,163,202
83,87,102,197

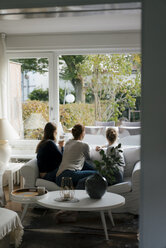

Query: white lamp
65,94,75,103
0,118,19,164
0,118,19,206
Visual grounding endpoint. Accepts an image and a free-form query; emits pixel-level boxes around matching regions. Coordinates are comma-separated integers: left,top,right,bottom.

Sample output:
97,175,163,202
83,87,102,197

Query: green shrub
28,88,49,101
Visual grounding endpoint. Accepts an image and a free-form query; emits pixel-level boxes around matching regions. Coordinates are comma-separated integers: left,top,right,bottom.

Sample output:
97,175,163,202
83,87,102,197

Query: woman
56,124,96,188
36,122,64,183
96,127,125,184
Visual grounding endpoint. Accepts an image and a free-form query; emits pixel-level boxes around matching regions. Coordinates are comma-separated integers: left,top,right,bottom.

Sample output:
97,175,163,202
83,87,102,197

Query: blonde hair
106,128,117,145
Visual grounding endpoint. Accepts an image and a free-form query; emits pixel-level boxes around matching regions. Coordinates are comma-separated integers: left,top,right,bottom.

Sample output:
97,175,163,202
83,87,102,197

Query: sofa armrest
20,159,39,188
131,161,141,191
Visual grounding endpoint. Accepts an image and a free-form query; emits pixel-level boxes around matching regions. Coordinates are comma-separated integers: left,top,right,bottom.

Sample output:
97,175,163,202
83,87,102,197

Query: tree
60,55,86,102
28,87,68,104
11,58,48,74
78,54,141,122
12,57,86,103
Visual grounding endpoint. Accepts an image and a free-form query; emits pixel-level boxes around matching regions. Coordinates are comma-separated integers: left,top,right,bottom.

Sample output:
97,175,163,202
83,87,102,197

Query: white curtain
0,33,7,118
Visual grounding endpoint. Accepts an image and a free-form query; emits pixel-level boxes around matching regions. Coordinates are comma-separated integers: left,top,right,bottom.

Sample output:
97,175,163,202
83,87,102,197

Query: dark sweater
37,140,63,173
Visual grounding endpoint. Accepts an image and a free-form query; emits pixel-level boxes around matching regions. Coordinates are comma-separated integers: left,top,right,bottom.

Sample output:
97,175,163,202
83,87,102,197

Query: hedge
22,100,95,138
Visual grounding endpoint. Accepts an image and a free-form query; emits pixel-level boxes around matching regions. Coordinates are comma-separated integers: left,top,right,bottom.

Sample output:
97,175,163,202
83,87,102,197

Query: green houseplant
94,143,123,185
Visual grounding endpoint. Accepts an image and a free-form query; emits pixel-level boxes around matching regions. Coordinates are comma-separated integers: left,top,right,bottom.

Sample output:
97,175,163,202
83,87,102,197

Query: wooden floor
3,184,22,212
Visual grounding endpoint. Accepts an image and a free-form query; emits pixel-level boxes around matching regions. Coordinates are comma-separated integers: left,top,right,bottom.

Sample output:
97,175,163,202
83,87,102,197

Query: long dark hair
36,122,57,153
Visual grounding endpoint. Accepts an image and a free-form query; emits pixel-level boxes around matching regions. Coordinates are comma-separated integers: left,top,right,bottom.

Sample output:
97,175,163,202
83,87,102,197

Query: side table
5,162,25,200
11,188,48,221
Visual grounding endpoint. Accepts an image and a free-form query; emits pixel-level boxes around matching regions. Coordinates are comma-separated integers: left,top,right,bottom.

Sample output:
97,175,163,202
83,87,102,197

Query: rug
19,208,139,248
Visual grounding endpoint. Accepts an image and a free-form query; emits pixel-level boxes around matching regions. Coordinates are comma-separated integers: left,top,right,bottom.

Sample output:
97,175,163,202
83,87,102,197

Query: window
7,53,54,140
59,53,141,131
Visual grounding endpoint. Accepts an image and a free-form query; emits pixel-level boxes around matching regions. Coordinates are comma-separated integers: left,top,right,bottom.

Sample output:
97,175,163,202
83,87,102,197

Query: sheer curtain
0,33,8,206
0,33,7,118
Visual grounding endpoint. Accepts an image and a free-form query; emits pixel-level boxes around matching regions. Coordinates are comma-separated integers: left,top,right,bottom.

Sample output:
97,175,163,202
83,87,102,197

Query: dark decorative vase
85,173,108,199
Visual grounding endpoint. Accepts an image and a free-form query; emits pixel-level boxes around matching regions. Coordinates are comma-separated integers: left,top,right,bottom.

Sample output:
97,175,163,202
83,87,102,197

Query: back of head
72,124,85,140
43,122,57,140
36,122,57,153
106,128,117,145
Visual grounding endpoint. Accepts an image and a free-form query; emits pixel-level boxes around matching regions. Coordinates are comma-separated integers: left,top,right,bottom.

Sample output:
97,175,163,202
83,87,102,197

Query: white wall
6,31,140,52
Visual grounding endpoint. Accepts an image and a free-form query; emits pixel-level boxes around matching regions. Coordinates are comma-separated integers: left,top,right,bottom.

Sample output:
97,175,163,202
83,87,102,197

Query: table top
5,162,25,172
11,153,35,160
11,188,48,203
37,190,125,211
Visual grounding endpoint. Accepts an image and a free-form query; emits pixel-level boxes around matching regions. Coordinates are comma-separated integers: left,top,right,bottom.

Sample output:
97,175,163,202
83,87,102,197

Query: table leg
108,210,115,226
100,211,109,240
0,172,6,206
13,171,17,185
20,176,24,189
8,171,13,201
21,204,29,221
16,171,20,185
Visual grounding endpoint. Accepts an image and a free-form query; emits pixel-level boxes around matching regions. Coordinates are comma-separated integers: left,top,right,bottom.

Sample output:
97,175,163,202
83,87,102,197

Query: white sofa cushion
36,178,60,191
123,147,140,177
107,178,132,194
120,135,140,146
20,159,39,187
132,161,141,191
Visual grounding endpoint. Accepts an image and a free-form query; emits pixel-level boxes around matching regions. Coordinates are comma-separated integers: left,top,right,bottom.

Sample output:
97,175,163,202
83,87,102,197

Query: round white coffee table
37,190,125,240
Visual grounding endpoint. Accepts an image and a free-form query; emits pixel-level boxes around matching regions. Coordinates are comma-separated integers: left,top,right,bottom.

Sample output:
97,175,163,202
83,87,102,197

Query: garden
13,54,141,139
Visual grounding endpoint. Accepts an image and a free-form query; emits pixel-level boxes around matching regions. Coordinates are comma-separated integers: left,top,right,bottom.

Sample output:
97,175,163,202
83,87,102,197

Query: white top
56,139,90,176
37,190,125,211
106,145,126,174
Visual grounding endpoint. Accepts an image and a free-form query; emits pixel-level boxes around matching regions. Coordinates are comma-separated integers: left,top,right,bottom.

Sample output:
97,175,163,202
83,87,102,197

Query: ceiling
0,3,141,35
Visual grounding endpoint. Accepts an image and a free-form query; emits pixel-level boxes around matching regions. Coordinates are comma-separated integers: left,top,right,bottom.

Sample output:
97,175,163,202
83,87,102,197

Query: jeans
42,161,95,184
43,168,59,183
56,169,97,188
108,170,123,186
82,161,95,171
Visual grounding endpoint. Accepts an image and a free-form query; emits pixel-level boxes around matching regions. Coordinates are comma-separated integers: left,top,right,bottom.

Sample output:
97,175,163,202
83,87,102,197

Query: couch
20,146,140,215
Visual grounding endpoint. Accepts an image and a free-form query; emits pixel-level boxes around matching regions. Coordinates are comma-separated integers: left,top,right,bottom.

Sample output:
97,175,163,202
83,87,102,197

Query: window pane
9,58,49,140
59,54,141,132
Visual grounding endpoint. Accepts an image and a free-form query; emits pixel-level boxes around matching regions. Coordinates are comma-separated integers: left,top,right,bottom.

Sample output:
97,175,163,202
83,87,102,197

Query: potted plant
94,143,123,185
